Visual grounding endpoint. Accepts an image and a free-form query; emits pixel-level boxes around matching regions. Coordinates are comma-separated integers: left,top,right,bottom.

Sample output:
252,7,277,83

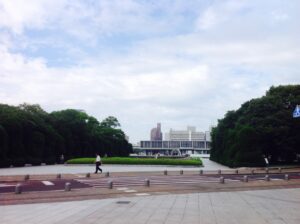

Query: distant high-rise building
150,123,163,141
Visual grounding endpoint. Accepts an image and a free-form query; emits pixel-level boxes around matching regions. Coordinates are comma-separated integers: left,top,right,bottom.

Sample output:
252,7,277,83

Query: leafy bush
67,157,202,166
26,157,42,166
44,157,56,165
0,158,11,168
12,158,25,167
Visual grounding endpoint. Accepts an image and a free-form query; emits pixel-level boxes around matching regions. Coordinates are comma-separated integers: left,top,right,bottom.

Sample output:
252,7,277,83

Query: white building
165,126,206,141
136,126,211,157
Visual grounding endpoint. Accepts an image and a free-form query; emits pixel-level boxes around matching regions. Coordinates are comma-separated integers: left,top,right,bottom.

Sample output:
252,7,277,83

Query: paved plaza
1,188,300,224
1,160,300,224
0,158,229,176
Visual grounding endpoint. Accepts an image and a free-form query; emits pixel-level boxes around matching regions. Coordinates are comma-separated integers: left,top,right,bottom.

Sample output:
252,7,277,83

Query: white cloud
0,0,300,143
271,11,289,21
196,8,218,30
195,0,247,30
0,0,67,34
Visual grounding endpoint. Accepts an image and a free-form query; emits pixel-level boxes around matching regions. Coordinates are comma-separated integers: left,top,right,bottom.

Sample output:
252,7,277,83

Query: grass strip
66,157,202,166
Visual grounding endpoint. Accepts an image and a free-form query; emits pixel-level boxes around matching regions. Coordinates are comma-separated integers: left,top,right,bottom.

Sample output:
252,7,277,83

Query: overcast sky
0,0,299,143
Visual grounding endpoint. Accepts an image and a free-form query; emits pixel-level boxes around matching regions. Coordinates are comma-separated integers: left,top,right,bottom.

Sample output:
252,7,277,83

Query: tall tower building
150,123,163,141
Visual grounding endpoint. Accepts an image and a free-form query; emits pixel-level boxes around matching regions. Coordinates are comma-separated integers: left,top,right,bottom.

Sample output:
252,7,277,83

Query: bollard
24,174,30,181
218,170,221,175
180,170,183,175
65,182,71,191
145,179,150,187
108,180,113,189
219,176,225,184
199,169,203,175
265,168,269,174
56,173,61,179
284,174,289,181
15,183,22,194
164,170,168,175
235,169,238,174
105,172,110,177
243,175,248,182
251,169,255,175
86,173,90,178
264,175,270,181
278,167,282,173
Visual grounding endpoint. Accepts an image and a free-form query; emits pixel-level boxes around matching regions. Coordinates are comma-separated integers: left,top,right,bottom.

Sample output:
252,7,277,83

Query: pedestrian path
76,175,238,188
0,158,229,176
1,188,300,224
2,172,299,194
76,173,300,189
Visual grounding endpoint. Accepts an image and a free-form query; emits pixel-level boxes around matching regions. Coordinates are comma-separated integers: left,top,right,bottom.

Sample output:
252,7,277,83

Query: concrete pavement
1,188,300,224
2,160,300,224
0,158,230,176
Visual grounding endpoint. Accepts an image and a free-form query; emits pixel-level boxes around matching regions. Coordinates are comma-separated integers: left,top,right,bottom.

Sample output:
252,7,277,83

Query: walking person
60,154,64,164
95,153,102,174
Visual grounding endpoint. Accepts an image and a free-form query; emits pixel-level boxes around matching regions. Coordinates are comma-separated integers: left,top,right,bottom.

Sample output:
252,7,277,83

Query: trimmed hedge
67,157,202,166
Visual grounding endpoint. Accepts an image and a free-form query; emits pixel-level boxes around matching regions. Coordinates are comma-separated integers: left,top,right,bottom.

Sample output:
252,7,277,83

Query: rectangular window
170,141,180,148
152,141,162,148
193,141,205,148
181,141,192,148
163,141,169,148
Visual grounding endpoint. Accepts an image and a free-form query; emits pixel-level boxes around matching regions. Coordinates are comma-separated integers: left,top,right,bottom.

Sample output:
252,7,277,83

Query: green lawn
66,157,202,166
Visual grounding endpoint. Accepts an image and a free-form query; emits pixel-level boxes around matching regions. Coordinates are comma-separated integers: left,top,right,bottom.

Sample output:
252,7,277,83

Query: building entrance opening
171,149,182,156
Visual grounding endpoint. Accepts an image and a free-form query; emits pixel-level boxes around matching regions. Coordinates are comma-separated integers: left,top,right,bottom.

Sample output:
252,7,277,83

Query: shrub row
67,157,202,166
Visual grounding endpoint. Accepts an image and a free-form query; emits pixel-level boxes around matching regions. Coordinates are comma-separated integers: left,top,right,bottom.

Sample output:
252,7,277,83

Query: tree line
210,85,300,167
0,103,132,167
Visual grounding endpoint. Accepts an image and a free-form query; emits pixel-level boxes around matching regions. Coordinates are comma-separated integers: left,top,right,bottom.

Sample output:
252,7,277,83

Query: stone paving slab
1,188,300,224
1,167,299,182
1,160,298,177
1,177,300,206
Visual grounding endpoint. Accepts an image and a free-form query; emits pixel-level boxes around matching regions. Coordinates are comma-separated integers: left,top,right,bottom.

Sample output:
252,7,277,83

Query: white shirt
96,155,101,162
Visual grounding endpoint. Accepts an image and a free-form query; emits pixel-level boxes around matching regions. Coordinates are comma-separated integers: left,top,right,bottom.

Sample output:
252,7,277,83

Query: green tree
100,116,120,128
0,104,132,167
210,85,300,167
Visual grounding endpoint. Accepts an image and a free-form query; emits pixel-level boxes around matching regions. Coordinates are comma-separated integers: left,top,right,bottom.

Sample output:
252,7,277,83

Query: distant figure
264,156,269,167
95,153,102,174
60,154,64,164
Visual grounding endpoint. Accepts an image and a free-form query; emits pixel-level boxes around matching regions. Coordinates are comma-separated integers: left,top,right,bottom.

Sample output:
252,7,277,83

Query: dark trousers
95,162,102,173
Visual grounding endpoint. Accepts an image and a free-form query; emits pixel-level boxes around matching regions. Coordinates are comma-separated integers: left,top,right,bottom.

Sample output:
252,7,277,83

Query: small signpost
293,105,300,118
